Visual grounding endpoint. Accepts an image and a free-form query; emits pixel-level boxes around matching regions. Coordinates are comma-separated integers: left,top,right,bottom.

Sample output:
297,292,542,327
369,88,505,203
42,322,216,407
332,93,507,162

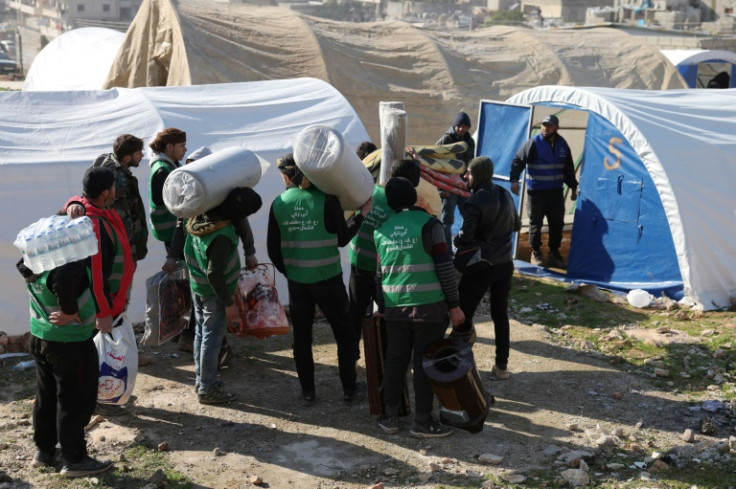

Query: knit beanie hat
454,111,471,128
385,177,417,211
82,166,116,199
468,156,494,189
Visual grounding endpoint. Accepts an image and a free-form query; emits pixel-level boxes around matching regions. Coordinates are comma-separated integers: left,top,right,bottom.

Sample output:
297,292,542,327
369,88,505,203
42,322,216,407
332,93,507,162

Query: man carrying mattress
267,154,370,407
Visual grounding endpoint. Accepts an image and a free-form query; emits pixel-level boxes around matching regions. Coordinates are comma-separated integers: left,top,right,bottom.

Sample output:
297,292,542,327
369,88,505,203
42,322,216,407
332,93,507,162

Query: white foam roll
292,125,374,211
163,147,268,218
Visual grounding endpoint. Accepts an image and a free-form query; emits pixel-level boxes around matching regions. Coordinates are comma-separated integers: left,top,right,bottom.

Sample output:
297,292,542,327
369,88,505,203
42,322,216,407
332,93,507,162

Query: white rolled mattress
163,147,268,218
292,125,374,211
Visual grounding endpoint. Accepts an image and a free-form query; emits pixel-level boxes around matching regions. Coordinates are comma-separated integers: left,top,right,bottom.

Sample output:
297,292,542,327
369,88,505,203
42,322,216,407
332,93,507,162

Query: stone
606,463,625,470
417,473,431,482
565,423,579,431
384,467,399,475
146,469,167,485
654,368,670,377
502,474,526,484
250,475,264,485
157,442,168,452
579,459,589,472
427,463,441,472
560,468,590,486
714,349,726,359
478,453,503,465
649,459,669,472
369,483,384,489
213,447,225,456
682,429,695,442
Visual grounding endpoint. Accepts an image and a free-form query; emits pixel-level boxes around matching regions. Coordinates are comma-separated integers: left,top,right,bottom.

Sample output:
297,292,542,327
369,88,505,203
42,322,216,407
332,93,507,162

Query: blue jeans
441,193,467,248
192,293,227,394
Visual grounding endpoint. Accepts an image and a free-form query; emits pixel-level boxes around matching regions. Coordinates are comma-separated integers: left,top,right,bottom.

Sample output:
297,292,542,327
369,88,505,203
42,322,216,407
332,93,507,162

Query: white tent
477,86,736,310
23,27,125,92
0,78,369,335
660,49,736,88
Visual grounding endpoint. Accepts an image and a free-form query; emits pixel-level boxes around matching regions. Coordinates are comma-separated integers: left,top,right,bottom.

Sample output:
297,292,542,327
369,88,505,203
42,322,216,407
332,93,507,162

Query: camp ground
475,86,736,311
0,78,368,336
661,49,736,88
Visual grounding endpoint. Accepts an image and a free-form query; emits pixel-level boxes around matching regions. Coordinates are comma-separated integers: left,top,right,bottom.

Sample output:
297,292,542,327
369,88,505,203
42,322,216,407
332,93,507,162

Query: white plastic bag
94,314,138,405
627,289,653,308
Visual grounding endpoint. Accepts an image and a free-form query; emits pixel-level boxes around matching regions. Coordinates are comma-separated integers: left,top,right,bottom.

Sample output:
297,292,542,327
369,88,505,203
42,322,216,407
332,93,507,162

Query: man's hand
49,311,81,326
510,181,520,196
571,188,578,201
360,197,373,216
245,256,259,269
449,307,465,328
96,315,113,334
67,203,86,219
225,303,241,328
162,260,177,275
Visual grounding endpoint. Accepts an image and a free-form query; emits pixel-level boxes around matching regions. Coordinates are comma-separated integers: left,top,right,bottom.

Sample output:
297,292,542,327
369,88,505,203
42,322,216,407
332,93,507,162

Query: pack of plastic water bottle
14,215,99,274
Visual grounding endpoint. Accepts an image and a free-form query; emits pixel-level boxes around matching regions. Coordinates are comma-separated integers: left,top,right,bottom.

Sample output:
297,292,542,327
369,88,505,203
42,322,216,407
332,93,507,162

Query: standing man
18,245,113,477
92,134,149,263
184,187,262,404
148,127,187,253
454,157,520,380
374,177,464,438
436,111,475,248
267,154,369,407
510,114,578,268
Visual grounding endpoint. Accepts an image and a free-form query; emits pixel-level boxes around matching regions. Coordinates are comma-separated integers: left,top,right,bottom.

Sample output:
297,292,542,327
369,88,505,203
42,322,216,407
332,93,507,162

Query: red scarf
65,196,134,318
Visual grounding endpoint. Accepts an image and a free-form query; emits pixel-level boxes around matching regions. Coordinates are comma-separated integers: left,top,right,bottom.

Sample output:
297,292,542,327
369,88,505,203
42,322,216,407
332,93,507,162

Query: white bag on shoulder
94,314,138,405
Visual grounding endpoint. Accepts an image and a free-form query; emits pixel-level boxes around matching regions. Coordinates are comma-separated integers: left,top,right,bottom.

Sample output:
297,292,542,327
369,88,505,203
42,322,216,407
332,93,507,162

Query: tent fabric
23,27,126,92
0,78,369,335
103,0,687,145
660,49,736,88
504,86,736,310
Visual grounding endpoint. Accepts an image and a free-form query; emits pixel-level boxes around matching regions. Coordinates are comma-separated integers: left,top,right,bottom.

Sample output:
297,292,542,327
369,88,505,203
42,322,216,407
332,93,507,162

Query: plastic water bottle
12,360,35,371
34,232,53,271
66,220,83,261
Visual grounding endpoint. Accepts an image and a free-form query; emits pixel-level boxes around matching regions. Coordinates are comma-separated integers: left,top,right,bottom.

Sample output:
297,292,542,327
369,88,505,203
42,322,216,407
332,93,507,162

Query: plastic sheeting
0,78,369,335
23,27,125,92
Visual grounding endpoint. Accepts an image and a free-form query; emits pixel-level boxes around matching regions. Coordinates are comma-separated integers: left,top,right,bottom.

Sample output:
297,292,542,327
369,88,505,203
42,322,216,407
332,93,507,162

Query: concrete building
522,0,615,23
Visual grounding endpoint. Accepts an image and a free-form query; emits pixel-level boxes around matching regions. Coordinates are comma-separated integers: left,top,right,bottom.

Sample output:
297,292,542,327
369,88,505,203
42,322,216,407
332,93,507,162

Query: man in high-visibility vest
148,128,187,253
374,177,465,438
267,154,371,407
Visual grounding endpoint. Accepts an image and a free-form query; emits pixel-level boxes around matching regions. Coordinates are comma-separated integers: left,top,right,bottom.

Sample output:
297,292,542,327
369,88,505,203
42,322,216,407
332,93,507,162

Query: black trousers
288,274,358,395
348,265,377,350
383,319,447,423
30,335,98,464
526,189,565,253
458,261,514,369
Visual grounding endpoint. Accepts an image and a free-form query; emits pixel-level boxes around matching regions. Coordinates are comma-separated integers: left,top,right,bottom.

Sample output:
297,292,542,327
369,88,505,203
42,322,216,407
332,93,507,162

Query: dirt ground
1,297,716,489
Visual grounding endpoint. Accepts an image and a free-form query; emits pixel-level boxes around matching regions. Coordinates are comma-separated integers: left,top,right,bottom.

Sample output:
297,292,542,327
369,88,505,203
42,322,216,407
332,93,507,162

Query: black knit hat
83,166,116,199
385,177,417,211
467,156,494,189
454,111,471,128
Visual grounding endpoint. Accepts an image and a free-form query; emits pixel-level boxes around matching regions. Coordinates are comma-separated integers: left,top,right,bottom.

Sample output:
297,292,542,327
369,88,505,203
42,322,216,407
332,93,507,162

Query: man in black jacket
436,111,475,248
454,157,520,380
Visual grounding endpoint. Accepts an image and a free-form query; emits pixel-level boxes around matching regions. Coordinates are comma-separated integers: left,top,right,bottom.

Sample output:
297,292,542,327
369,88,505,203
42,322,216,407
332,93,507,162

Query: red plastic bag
231,264,289,339
158,263,192,345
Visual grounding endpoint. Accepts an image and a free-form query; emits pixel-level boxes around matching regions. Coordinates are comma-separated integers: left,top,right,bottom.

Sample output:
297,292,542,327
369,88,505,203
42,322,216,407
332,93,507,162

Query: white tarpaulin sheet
0,78,369,335
508,86,736,310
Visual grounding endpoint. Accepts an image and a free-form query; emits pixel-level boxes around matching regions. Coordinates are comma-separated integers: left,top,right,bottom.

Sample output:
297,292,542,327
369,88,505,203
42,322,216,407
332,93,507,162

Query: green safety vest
184,225,241,298
272,187,340,284
348,185,394,272
374,210,445,308
149,158,178,242
27,270,96,342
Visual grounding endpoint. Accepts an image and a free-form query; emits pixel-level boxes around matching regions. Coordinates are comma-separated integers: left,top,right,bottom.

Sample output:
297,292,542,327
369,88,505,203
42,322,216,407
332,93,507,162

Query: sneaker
343,381,366,406
301,390,316,407
218,341,232,370
60,455,112,478
31,448,61,468
178,334,194,353
95,402,127,417
530,250,544,266
409,418,453,439
491,365,510,380
548,251,565,269
377,414,400,434
198,386,236,405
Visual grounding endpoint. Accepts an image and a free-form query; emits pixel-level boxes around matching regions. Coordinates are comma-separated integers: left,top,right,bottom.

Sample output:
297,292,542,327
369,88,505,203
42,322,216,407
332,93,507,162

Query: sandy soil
1,300,711,489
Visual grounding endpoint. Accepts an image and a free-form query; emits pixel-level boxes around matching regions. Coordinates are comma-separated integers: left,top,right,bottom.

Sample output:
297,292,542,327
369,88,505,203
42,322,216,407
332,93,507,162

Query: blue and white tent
476,86,736,310
661,49,736,88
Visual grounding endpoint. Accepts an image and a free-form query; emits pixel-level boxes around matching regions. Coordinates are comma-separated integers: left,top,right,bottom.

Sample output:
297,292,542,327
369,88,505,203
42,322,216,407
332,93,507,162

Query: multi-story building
8,0,142,39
